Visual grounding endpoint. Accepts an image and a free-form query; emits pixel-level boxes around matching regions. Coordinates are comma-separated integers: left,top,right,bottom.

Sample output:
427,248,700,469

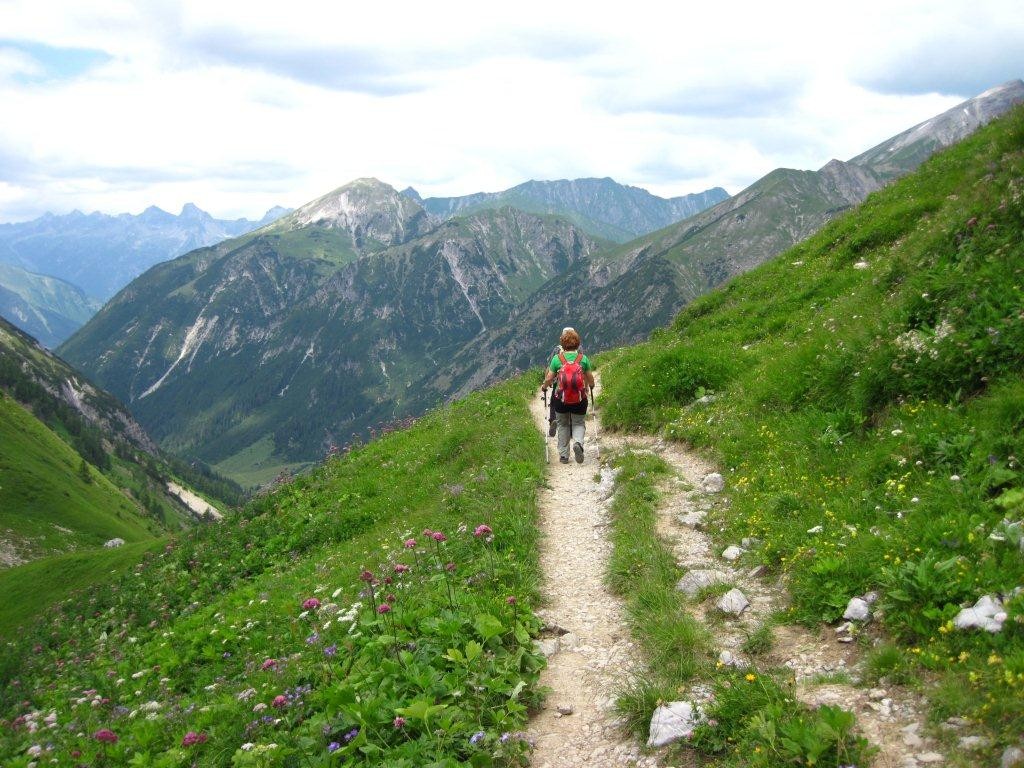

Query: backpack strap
558,351,569,367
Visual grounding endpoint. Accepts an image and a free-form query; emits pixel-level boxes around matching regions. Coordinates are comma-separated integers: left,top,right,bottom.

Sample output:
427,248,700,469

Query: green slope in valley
600,104,1024,759
0,393,157,563
0,262,101,347
0,377,547,767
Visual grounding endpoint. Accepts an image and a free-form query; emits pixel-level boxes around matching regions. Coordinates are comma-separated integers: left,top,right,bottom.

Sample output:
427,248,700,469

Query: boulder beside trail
647,701,704,747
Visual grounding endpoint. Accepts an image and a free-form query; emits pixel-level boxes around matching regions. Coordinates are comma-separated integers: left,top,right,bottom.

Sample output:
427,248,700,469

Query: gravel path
526,381,657,768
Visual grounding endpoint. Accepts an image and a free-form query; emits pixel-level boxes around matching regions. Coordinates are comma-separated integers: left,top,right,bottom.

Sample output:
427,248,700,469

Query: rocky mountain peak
275,177,433,249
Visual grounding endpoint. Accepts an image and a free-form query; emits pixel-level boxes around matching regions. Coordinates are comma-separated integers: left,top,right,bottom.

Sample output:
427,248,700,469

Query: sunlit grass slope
0,393,158,561
1,378,546,767
601,105,1024,754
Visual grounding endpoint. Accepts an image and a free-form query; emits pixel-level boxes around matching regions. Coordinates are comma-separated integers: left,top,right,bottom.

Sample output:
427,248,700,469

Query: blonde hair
560,329,581,350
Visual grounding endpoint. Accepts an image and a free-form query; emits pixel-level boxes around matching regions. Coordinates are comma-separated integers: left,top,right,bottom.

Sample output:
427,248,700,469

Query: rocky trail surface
525,376,945,767
526,380,657,768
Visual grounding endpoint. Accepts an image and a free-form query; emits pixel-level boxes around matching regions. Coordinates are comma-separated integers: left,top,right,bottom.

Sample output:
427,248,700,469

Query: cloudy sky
1,0,1022,222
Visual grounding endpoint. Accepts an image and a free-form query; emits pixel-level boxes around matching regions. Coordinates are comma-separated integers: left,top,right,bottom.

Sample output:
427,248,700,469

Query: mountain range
0,203,290,346
58,80,1024,484
406,178,729,242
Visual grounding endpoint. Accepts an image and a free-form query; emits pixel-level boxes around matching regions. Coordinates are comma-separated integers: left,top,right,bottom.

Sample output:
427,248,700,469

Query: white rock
534,638,560,658
701,473,725,493
721,545,746,562
916,752,944,763
716,588,750,616
647,701,703,747
678,511,707,528
959,735,990,750
718,650,746,668
863,590,880,604
853,260,870,269
103,538,125,548
676,569,730,597
954,594,1006,633
807,525,824,534
1002,746,1024,768
560,632,579,651
740,537,761,549
843,597,871,622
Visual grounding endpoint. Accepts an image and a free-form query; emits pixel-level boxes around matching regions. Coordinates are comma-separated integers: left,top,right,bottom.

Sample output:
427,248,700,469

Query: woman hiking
541,328,595,464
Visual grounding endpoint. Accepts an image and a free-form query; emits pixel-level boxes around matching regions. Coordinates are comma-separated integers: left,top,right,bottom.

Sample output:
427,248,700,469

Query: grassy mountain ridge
0,262,101,347
599,103,1024,758
415,177,729,242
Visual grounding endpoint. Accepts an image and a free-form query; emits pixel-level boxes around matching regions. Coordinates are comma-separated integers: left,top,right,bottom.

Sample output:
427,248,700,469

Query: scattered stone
868,688,887,701
647,701,703,747
676,569,731,597
958,735,990,750
694,394,717,405
701,473,725,493
716,588,750,616
807,525,824,534
103,538,125,548
556,705,574,717
740,537,762,549
718,650,746,668
862,590,880,604
953,594,1006,633
535,638,560,658
853,260,870,269
748,565,767,578
915,752,944,764
1002,746,1024,768
843,597,871,622
560,632,580,651
944,717,969,728
678,511,707,528
721,545,745,561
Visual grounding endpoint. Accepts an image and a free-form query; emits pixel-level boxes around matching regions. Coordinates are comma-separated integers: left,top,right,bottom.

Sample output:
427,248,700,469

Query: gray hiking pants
556,412,586,459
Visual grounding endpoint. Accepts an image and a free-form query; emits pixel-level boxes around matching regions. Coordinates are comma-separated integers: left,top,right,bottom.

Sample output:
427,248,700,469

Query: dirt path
601,433,943,768
527,381,657,768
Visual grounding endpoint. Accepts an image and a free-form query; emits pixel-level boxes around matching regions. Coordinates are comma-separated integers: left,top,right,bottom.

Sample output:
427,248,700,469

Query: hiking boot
548,419,557,437
573,442,584,464
559,456,569,464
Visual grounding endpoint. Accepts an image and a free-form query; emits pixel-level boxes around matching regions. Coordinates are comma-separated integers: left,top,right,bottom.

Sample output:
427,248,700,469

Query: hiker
545,326,575,437
541,328,595,464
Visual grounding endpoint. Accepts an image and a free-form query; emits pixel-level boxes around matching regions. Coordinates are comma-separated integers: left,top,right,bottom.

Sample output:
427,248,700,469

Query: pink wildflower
93,728,118,744
432,531,447,542
386,593,396,603
261,658,277,671
377,603,391,614
474,524,492,538
181,731,208,747
394,563,410,574
272,695,288,709
393,716,406,728
422,528,433,537
506,596,517,605
445,562,456,572
359,570,374,582
302,597,321,611
403,538,417,549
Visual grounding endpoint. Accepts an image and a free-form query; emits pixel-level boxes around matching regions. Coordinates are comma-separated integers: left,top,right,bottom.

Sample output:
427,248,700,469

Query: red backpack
557,350,587,405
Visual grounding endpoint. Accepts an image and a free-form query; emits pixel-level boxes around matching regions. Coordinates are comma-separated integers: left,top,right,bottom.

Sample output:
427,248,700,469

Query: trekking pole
590,385,600,463
542,387,550,464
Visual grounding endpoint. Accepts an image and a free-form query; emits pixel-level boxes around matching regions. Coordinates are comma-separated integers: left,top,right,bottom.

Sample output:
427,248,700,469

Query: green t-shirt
549,351,593,373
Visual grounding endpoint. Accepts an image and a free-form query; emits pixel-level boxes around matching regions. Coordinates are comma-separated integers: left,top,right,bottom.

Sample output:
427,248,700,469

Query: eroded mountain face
61,180,603,480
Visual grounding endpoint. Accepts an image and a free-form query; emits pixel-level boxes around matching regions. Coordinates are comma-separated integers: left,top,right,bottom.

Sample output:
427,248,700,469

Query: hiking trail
526,378,657,768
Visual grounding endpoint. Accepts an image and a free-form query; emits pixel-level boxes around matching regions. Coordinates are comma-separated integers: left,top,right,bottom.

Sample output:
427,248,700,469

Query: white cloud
0,0,1021,221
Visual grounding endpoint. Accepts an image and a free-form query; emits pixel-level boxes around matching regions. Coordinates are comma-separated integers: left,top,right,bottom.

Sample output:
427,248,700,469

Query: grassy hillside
0,393,159,562
1,377,547,767
600,105,1024,756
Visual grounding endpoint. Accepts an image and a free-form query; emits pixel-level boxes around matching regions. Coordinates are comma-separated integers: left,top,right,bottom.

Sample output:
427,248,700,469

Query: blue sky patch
1,39,112,82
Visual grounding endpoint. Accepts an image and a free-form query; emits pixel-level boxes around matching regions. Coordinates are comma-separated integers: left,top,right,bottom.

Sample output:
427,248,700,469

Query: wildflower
474,524,492,538
182,731,207,747
359,570,374,582
386,593,396,603
253,703,268,712
393,716,406,728
306,632,320,644
344,728,359,743
403,539,417,549
446,562,456,572
506,596,517,605
261,658,277,671
327,742,341,753
432,531,447,542
394,563,410,574
470,730,486,745
378,604,392,614
302,598,321,611
93,728,118,744
745,673,757,682
422,528,433,537
324,644,338,658
272,695,287,709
